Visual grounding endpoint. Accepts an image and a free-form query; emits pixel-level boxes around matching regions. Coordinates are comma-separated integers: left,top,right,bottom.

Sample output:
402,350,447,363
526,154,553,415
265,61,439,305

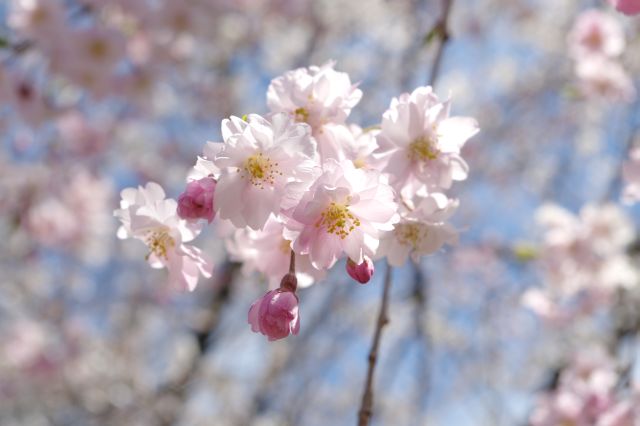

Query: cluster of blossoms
523,203,637,322
530,348,639,426
115,62,479,340
567,8,635,103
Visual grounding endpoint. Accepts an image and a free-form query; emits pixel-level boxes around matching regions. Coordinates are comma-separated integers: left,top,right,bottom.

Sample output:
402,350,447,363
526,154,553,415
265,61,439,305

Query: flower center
408,136,439,162
144,228,175,260
315,201,361,239
88,39,109,60
294,107,309,123
242,153,282,188
395,223,424,248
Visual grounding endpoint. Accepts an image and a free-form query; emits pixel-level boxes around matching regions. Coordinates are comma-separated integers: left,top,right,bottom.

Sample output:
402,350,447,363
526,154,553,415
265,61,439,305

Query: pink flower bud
177,178,216,223
248,289,300,341
346,257,374,284
609,0,640,15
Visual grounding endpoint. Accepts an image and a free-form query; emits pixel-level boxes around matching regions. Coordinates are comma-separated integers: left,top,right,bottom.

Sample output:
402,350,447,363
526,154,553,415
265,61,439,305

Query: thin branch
427,0,454,87
357,263,393,426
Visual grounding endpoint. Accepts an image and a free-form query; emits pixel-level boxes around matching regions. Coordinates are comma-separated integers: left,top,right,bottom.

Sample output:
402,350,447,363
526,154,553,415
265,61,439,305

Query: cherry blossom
213,113,318,230
177,177,217,223
376,193,459,266
567,10,625,60
114,182,212,291
288,159,398,270
374,86,479,196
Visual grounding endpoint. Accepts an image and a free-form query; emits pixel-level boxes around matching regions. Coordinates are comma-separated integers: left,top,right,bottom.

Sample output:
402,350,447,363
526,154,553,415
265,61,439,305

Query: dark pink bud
248,289,300,341
346,257,374,284
279,272,298,292
177,177,216,223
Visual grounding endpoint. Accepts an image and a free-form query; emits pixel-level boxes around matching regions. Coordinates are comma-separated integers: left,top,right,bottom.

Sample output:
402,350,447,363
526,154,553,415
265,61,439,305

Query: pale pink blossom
114,182,212,292
344,124,382,171
374,86,479,196
376,193,459,266
177,177,216,223
288,159,398,270
530,348,620,426
576,57,636,103
226,215,325,288
622,147,640,204
568,10,625,60
248,288,300,341
346,256,374,284
267,61,362,131
528,203,637,319
608,0,640,15
213,113,318,230
8,0,65,44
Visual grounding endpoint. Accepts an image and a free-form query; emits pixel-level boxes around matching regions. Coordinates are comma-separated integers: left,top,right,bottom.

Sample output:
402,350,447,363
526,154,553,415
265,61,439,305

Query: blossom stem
428,0,454,87
357,262,393,426
289,249,296,274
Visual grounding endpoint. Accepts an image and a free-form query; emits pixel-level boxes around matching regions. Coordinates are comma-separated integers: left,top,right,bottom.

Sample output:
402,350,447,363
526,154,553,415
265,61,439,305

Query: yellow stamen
144,229,175,260
395,223,424,248
408,136,439,162
241,153,282,189
315,201,361,239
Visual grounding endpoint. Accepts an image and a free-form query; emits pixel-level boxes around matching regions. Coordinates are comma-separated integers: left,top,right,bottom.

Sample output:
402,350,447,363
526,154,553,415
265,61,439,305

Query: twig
428,0,454,87
357,263,393,426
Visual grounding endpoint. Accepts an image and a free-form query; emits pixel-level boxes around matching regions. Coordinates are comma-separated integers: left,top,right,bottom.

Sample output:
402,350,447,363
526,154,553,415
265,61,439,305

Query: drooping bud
177,177,216,223
247,288,300,341
346,256,374,284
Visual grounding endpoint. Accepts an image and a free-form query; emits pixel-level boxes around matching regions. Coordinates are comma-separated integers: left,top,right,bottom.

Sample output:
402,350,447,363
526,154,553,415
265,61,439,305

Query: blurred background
1,0,640,425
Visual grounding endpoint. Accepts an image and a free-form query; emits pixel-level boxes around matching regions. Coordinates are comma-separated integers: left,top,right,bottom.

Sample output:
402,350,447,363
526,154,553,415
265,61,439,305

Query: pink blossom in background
575,56,636,103
177,177,217,223
289,159,398,269
567,10,625,60
622,147,640,204
608,0,640,15
226,215,325,288
346,256,374,284
114,182,212,291
248,288,300,341
213,113,318,230
374,86,479,197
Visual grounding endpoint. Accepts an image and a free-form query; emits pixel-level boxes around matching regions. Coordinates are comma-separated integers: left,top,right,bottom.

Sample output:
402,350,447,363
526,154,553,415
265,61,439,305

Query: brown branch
357,263,393,426
427,0,454,87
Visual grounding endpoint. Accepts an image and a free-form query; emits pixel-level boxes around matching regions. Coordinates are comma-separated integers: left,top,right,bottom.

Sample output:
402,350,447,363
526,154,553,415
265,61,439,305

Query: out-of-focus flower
622,147,640,204
267,61,362,131
346,256,374,284
608,0,640,15
530,348,625,426
8,0,65,43
567,10,625,60
213,113,318,230
226,215,325,288
526,203,637,319
376,193,459,266
114,182,212,291
177,177,216,223
248,288,300,341
575,57,636,103
374,86,479,197
288,159,398,269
